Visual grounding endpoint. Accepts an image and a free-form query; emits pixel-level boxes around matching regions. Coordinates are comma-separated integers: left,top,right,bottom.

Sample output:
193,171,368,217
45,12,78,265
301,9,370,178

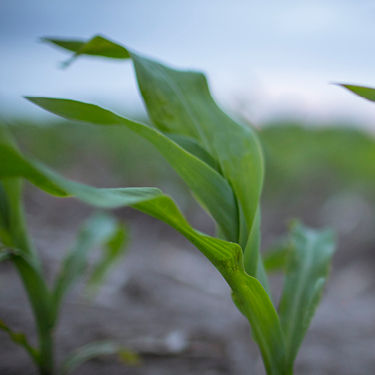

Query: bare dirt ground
1,183,375,375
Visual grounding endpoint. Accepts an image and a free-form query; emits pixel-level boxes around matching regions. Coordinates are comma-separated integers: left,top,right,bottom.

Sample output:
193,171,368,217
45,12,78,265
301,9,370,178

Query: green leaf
51,213,126,322
0,144,67,197
166,133,219,171
42,39,85,54
42,35,130,67
40,35,265,283
1,134,287,374
263,238,291,273
86,221,128,297
338,83,375,102
25,97,238,241
0,245,12,261
130,51,264,236
278,222,335,370
0,137,236,272
0,128,37,257
0,318,39,364
231,271,286,375
0,126,55,371
129,50,266,286
0,247,53,357
60,341,139,375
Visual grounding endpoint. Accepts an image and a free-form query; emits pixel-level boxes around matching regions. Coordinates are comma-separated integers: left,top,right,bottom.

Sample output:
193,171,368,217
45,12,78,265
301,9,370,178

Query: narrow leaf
60,341,139,375
231,272,286,374
339,83,375,102
130,51,264,239
0,127,38,257
51,213,126,322
43,35,130,67
263,238,291,273
25,98,238,241
86,222,128,297
0,318,39,363
278,222,335,370
0,247,53,351
1,138,286,374
41,35,265,282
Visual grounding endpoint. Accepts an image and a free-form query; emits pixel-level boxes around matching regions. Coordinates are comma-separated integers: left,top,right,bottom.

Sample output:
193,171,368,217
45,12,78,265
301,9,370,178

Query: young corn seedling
0,126,131,375
4,35,336,374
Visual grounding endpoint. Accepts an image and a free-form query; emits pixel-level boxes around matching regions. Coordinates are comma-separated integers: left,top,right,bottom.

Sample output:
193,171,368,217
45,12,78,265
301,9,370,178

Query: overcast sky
1,0,375,127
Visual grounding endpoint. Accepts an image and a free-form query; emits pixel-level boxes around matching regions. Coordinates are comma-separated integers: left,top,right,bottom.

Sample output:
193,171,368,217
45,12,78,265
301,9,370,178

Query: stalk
229,270,290,375
38,328,54,375
3,179,55,374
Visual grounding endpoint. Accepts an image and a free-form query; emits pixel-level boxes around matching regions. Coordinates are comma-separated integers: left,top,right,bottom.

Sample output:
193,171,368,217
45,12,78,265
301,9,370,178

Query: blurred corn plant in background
0,126,133,375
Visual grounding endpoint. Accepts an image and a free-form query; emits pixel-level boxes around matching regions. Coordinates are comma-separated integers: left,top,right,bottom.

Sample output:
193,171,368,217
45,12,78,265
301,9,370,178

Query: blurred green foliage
261,123,375,198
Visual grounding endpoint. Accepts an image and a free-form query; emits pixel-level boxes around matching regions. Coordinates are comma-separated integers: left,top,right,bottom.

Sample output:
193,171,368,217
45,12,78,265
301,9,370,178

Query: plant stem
229,270,290,375
4,179,55,374
38,328,54,375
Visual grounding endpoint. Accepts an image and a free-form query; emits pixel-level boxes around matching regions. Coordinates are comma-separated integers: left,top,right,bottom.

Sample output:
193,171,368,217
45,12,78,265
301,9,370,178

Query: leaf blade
41,35,266,284
60,341,139,375
51,213,126,322
25,98,238,241
86,221,128,298
0,318,39,364
129,51,264,241
1,138,286,374
339,83,375,102
42,35,130,67
278,222,335,369
46,35,265,281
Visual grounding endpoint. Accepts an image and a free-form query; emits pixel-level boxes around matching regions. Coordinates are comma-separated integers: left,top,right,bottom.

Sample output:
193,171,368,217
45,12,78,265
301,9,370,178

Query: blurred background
1,1,375,374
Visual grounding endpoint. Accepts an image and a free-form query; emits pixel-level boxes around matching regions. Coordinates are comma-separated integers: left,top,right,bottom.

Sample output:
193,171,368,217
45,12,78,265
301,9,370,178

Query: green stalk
2,179,55,374
12,248,55,375
229,270,289,375
38,328,54,375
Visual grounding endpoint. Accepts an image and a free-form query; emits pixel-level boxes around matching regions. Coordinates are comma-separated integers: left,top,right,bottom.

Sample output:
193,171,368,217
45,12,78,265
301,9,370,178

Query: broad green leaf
0,318,39,364
29,36,339,375
339,83,375,102
25,98,238,241
130,52,264,285
40,35,264,282
60,341,139,375
278,222,335,370
130,52,264,234
1,136,287,374
0,136,236,274
51,213,126,322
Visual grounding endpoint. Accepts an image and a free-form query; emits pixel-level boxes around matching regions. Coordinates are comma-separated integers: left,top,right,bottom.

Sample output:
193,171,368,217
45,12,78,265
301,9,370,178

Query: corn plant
2,35,336,374
0,126,131,375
